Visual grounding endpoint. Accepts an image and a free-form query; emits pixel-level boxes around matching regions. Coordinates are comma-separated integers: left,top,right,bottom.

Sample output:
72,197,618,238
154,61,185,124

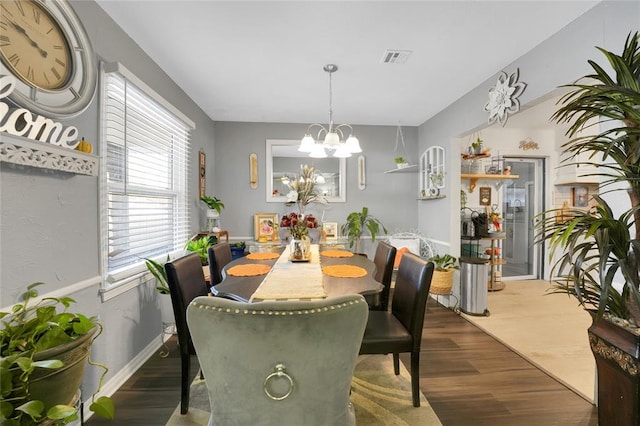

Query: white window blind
101,64,192,287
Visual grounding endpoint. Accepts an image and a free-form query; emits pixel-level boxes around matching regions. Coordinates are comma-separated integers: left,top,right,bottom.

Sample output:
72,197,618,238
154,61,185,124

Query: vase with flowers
279,165,328,252
280,212,318,260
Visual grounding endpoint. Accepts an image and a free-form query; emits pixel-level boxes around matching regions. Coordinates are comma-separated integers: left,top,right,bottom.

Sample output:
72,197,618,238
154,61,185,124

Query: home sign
0,74,79,149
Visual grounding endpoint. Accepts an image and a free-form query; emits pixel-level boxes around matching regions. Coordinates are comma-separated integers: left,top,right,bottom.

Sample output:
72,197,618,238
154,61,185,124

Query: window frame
99,62,195,300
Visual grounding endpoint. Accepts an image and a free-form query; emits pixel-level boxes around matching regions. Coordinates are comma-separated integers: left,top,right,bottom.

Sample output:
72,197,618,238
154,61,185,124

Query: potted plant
230,241,246,260
0,282,115,425
200,195,225,215
201,195,224,233
145,255,171,295
536,31,640,426
471,137,484,155
341,207,387,254
186,235,217,266
394,156,408,169
428,254,460,295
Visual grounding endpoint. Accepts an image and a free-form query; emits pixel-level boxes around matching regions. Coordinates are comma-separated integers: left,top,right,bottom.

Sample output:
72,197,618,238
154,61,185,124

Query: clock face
0,0,96,118
0,0,72,90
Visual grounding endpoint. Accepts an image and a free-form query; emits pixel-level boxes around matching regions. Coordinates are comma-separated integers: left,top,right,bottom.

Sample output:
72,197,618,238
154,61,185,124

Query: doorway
501,157,545,280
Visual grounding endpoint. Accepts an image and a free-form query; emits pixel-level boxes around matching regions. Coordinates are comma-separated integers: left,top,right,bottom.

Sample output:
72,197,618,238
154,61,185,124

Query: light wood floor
87,299,597,425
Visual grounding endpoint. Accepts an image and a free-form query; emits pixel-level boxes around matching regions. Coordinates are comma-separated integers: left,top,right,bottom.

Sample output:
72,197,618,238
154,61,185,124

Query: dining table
210,244,382,306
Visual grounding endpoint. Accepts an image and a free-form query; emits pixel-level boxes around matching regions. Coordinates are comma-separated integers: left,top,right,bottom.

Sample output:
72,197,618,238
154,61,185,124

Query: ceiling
94,1,599,127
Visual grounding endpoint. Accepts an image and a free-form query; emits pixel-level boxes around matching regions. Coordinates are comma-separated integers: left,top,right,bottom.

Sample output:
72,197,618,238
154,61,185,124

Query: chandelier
298,64,362,158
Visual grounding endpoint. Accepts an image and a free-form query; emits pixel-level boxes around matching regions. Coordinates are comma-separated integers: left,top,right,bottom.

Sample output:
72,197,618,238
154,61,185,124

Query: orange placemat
227,264,272,277
322,264,367,278
246,252,280,260
321,250,354,258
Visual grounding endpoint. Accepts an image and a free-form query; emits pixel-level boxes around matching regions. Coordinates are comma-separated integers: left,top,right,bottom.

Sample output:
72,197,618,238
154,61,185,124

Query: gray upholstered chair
359,252,434,407
371,241,397,311
186,294,369,425
164,252,209,414
207,242,232,286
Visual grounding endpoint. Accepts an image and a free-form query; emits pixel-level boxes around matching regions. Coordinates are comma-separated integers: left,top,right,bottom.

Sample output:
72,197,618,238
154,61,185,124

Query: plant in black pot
0,282,115,425
535,31,640,426
230,242,246,260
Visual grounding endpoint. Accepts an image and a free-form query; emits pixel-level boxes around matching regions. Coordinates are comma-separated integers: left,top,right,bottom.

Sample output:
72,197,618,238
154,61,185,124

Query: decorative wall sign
198,150,206,197
479,187,492,206
484,69,527,126
519,138,539,150
357,155,366,190
250,153,258,189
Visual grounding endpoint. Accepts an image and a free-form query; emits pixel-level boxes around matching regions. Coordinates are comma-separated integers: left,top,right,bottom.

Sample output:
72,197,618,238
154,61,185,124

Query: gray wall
1,0,216,397
418,1,640,253
213,122,420,255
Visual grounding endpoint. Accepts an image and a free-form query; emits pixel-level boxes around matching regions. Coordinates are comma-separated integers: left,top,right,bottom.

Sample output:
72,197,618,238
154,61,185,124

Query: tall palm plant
537,32,640,326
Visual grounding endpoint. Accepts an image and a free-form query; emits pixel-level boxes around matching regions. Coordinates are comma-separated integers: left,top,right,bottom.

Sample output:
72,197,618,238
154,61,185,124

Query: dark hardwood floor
87,299,597,425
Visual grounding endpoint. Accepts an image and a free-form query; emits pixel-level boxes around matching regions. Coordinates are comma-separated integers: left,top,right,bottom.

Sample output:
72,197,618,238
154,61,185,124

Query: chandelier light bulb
333,144,352,158
345,135,361,153
299,134,315,152
323,131,340,147
309,142,328,158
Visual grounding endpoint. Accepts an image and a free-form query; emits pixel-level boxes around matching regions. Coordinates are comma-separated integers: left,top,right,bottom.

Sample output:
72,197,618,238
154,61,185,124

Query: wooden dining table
210,245,382,306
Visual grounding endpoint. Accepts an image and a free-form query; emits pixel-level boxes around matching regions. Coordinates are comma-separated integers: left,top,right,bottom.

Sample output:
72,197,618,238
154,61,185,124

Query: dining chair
371,241,397,311
207,242,232,286
359,252,434,407
164,252,210,415
186,294,369,425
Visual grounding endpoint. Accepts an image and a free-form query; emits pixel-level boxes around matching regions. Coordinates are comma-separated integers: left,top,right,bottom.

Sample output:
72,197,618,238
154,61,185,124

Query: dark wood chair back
372,241,397,311
208,242,232,286
164,252,209,414
359,252,434,407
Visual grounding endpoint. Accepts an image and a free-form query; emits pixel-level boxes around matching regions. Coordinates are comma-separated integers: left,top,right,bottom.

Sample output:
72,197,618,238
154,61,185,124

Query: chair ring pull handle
263,363,294,401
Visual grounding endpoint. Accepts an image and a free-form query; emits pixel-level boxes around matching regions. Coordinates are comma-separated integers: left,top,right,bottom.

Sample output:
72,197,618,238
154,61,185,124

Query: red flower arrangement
280,212,317,239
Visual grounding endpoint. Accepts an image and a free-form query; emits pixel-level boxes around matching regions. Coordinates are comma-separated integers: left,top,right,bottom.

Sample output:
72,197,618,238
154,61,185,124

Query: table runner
250,245,327,301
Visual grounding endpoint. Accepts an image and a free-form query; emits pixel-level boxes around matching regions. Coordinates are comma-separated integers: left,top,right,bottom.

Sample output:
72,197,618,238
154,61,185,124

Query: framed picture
323,222,338,240
254,213,279,240
198,150,206,198
572,186,589,208
479,187,491,206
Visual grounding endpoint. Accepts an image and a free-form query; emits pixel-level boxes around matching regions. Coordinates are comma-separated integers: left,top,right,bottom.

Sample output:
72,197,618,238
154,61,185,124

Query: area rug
166,354,441,425
461,280,595,403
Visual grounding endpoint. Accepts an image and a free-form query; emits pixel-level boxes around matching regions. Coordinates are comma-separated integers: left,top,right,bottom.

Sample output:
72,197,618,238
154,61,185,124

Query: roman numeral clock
0,0,96,118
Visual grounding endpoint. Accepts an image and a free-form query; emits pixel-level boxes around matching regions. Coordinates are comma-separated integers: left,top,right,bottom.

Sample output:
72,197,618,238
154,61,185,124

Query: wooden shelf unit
461,173,519,193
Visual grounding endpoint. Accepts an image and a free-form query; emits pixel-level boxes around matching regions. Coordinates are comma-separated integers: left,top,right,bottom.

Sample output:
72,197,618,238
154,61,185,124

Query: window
100,63,194,295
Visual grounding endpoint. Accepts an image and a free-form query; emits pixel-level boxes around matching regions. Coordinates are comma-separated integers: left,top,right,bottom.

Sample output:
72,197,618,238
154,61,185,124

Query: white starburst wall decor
484,69,527,126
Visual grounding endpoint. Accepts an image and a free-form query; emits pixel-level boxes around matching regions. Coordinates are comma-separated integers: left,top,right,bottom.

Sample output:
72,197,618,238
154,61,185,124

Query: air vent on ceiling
381,50,412,64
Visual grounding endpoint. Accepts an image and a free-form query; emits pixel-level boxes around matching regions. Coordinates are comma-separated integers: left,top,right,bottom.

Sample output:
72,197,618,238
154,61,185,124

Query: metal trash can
459,256,490,316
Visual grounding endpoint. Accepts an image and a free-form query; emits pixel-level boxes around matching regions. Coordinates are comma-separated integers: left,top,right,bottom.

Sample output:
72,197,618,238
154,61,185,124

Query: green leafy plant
200,195,225,214
0,282,115,425
144,255,170,294
341,207,387,253
428,254,460,271
536,31,640,326
471,137,483,152
394,157,406,164
186,236,217,266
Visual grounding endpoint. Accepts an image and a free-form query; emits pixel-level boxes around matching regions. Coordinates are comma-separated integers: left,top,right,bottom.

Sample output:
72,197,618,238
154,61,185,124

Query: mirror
266,139,346,203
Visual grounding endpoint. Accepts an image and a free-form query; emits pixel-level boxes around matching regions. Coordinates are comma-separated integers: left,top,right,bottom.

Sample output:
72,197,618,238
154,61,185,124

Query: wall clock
0,0,97,118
